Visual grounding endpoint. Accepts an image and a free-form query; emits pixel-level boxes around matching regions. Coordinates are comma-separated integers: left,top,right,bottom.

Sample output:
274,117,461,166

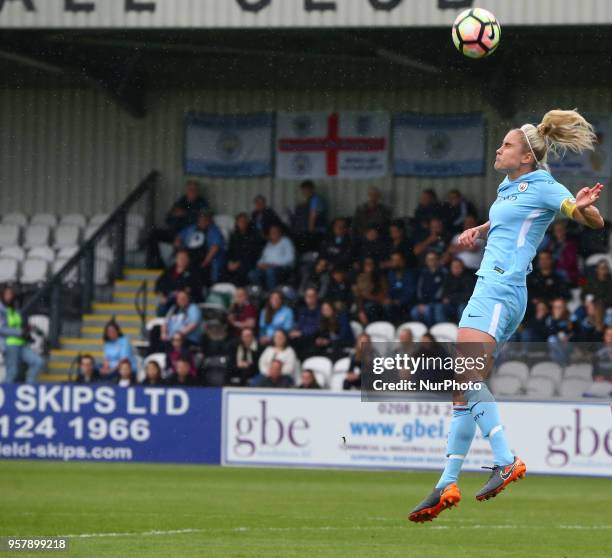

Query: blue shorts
458,275,528,347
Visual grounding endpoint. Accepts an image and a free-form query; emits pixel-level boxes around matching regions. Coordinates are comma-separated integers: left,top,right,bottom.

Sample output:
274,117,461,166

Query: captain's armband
559,197,577,219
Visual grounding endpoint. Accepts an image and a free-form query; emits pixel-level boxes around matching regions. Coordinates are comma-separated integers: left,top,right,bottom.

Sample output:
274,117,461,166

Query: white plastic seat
0,246,25,262
496,361,529,383
365,321,395,342
2,213,28,227
301,356,333,386
144,352,167,372
31,213,57,227
24,224,50,248
27,246,55,263
214,214,235,242
583,382,612,398
491,375,522,397
563,364,593,381
559,378,591,399
57,246,79,259
397,321,427,341
20,259,49,284
89,214,110,227
350,320,363,340
0,259,18,283
530,361,563,384
60,213,87,229
52,258,78,284
28,314,50,337
368,334,389,355
84,226,110,246
125,224,141,251
585,253,612,268
330,373,346,392
212,282,237,299
94,259,111,285
429,322,459,342
525,376,555,398
333,356,351,375
0,224,20,247
54,225,80,248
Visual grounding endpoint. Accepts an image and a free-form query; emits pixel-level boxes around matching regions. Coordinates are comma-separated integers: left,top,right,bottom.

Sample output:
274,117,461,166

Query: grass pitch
0,460,610,557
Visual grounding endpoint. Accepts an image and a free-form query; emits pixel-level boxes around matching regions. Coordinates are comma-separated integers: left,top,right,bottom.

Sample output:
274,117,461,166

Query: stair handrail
134,279,149,340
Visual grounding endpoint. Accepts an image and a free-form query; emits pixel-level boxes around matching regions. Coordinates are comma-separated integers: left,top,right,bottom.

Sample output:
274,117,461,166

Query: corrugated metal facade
1,86,610,222
2,0,612,28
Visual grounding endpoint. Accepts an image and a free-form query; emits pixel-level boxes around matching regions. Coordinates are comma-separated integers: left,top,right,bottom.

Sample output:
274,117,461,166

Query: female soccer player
409,109,605,522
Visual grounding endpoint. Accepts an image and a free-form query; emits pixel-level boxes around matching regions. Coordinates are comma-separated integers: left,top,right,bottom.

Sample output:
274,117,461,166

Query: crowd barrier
0,385,610,477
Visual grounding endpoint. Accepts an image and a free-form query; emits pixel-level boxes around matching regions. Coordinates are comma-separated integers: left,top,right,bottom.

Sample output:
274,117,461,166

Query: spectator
353,257,388,325
298,369,321,389
436,258,476,323
326,266,353,312
343,333,370,390
572,296,605,344
257,329,298,379
298,258,330,299
518,301,550,347
229,327,260,385
115,359,135,387
141,360,164,386
382,219,417,270
384,251,417,325
592,326,612,382
394,327,416,355
527,250,571,307
411,252,447,326
176,210,225,286
165,332,196,377
225,212,262,286
258,359,295,388
413,189,443,236
251,195,284,241
291,180,327,253
227,287,257,337
544,221,580,285
581,259,612,308
249,224,296,290
546,298,573,365
258,291,294,345
354,225,387,264
160,290,203,349
442,189,477,235
445,215,485,271
74,354,99,384
154,249,201,316
414,217,449,262
167,357,200,386
314,301,354,361
147,179,209,267
319,218,353,269
101,321,137,381
353,187,391,238
0,286,44,384
289,287,321,360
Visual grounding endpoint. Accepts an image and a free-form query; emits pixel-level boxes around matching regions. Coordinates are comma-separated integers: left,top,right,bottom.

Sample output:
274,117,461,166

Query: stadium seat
24,224,50,248
531,361,563,384
559,378,590,399
212,282,237,300
567,287,582,314
52,258,79,284
0,246,25,262
429,322,458,342
365,321,395,341
397,321,427,341
0,258,18,283
27,246,55,263
54,224,81,248
585,253,612,269
496,360,529,383
0,362,5,383
144,353,167,372
333,356,351,375
84,226,111,246
126,224,141,251
60,213,87,229
57,246,79,259
94,260,111,285
95,246,114,263
146,318,166,332
350,320,363,340
583,381,612,398
28,314,50,337
563,364,593,381
302,356,333,387
491,375,522,397
89,214,110,227
31,213,57,227
0,224,20,247
1,212,28,227
20,259,49,284
214,214,234,242
330,373,346,392
525,376,556,398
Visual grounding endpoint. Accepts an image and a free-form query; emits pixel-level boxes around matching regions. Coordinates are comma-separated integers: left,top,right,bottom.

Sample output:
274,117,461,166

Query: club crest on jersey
518,182,529,192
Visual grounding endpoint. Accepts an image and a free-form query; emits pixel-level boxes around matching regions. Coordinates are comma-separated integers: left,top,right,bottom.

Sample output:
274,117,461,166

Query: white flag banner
276,111,390,179
393,113,486,177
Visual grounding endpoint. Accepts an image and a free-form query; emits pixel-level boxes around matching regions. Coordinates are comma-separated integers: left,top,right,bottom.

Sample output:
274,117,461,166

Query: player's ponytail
519,109,596,171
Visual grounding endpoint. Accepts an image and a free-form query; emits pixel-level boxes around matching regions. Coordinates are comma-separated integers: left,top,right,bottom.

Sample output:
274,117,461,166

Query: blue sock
467,383,514,466
435,406,476,489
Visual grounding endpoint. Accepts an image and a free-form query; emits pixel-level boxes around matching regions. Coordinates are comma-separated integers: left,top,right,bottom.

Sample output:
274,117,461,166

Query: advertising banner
0,384,221,464
223,389,612,477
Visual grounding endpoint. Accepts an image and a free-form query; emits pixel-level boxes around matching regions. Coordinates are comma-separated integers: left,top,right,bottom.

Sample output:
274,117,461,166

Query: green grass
0,461,610,558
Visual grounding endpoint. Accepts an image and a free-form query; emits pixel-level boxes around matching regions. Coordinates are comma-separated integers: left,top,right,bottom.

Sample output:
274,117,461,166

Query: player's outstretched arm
563,183,605,229
457,221,490,248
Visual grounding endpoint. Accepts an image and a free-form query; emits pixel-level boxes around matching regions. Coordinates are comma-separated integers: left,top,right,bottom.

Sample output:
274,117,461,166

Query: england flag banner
393,113,486,177
276,111,390,179
185,112,273,177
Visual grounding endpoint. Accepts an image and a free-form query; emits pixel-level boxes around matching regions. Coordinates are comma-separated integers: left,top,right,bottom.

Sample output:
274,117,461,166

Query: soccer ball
452,8,501,59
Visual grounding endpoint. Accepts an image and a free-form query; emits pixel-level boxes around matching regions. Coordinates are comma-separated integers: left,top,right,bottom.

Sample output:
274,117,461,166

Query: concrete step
80,325,141,339
92,302,155,316
114,279,156,293
123,268,162,281
50,349,104,362
39,373,71,382
83,314,142,326
59,337,103,352
113,291,156,303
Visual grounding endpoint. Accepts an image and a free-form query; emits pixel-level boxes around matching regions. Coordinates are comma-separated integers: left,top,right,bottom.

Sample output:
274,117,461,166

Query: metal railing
134,279,149,339
23,171,159,348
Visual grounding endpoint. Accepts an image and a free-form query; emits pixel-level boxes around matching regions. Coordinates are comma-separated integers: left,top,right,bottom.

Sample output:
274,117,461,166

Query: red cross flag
276,111,390,179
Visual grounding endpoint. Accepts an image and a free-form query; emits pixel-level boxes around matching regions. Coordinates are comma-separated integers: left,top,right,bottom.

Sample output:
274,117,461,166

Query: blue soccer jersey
476,169,575,286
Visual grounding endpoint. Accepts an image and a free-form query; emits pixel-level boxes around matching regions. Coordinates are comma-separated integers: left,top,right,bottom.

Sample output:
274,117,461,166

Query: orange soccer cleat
475,456,527,501
408,483,462,523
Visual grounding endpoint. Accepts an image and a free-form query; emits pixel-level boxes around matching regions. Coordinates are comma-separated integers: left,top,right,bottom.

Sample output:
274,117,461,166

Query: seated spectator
384,252,417,325
299,369,321,389
343,333,370,390
326,266,353,312
442,189,477,235
251,194,285,241
141,360,164,386
74,354,99,384
592,326,612,382
0,285,44,384
154,249,201,316
410,251,447,327
354,225,388,264
257,329,298,378
518,301,550,347
393,327,415,355
545,221,579,286
314,301,354,361
176,210,225,286
101,320,137,381
382,219,417,270
579,218,610,258
249,224,296,290
414,218,450,263
319,218,353,269
146,179,209,267
116,358,135,388
159,290,203,349
167,357,201,387
581,259,612,308
353,186,391,238
229,327,260,386
289,287,321,360
413,189,443,236
298,257,330,299
258,359,295,388
572,296,605,344
445,215,485,271
353,257,388,325
165,332,196,377
527,250,571,308
227,287,257,337
546,298,574,365
258,291,294,345
435,258,476,323
225,212,262,286
290,180,327,253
